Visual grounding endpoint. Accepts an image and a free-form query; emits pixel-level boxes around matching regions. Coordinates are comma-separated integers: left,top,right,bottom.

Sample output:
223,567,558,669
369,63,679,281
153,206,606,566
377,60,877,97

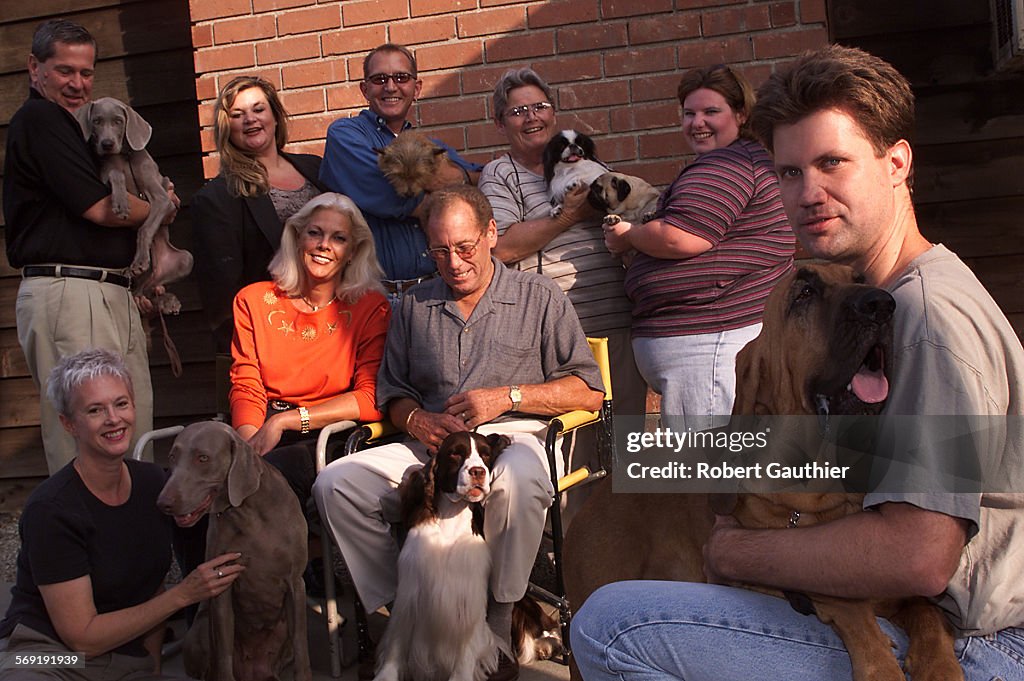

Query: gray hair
32,19,97,62
492,68,553,121
363,43,417,78
269,193,385,302
46,349,133,417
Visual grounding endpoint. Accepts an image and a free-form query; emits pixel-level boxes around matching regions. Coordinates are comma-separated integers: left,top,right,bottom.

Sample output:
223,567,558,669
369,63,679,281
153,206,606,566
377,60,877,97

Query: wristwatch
298,406,310,434
509,385,522,411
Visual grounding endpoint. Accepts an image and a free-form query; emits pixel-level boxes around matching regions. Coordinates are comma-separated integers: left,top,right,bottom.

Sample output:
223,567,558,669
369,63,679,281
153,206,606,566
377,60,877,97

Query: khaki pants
16,276,154,473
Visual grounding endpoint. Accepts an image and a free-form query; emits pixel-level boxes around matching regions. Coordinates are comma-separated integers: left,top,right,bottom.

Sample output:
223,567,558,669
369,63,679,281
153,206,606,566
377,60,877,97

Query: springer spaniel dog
373,431,511,681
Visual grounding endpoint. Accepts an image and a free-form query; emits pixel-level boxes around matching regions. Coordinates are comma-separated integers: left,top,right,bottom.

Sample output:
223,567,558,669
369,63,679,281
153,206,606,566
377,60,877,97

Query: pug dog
543,129,610,217
375,130,467,197
588,172,661,226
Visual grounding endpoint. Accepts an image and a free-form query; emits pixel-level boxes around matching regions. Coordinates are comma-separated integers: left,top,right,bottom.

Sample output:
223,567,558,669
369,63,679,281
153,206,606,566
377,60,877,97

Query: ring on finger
217,569,224,578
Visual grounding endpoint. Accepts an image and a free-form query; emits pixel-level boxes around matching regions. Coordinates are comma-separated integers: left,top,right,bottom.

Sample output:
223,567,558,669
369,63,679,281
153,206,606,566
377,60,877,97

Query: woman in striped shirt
604,64,795,430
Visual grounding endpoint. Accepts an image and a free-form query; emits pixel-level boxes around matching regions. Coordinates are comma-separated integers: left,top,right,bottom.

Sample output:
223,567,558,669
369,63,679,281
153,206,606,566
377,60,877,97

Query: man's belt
382,273,436,295
23,265,131,288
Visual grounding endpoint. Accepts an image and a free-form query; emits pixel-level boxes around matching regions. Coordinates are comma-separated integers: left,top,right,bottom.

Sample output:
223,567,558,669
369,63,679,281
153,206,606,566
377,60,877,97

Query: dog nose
101,139,115,151
851,287,895,324
468,466,486,482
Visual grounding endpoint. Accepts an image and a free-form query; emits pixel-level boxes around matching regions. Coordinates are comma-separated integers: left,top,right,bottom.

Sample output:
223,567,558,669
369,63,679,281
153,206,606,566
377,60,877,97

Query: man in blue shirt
320,43,480,299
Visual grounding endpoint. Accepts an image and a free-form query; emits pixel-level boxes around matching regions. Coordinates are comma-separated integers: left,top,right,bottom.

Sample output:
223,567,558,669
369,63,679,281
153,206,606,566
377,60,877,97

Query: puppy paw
603,214,622,226
550,203,564,218
111,194,130,219
129,251,152,276
640,211,656,224
157,292,182,315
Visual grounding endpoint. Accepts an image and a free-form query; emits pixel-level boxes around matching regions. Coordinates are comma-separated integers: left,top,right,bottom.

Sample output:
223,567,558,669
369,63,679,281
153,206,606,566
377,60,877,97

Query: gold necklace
302,295,336,312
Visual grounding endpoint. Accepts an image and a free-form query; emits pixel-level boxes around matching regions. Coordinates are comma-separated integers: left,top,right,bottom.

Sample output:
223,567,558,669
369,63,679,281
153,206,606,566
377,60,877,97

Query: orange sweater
229,281,391,429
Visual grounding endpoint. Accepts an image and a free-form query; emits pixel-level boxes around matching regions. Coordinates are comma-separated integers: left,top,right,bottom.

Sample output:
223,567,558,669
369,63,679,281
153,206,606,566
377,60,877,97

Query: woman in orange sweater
230,192,390,510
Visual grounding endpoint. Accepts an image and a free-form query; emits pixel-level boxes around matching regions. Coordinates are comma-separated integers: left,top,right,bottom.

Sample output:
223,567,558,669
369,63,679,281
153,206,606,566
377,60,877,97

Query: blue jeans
571,581,1024,681
632,324,761,431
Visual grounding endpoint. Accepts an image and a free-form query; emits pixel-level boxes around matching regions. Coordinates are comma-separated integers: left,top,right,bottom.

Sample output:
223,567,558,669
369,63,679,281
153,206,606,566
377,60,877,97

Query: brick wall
188,0,828,182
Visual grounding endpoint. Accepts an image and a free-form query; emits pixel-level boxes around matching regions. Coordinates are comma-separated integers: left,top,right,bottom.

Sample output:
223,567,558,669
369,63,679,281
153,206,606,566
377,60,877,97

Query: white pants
312,419,557,611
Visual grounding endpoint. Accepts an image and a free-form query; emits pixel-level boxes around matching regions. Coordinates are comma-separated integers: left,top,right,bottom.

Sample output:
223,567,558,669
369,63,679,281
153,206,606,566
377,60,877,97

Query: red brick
202,154,220,180
342,0,409,26
213,15,276,44
601,0,672,19
219,67,281,90
199,127,215,153
197,102,215,127
596,134,638,164
558,80,630,110
326,84,366,111
555,110,609,136
665,0,744,7
770,1,797,27
527,0,599,29
256,34,321,66
735,62,773,90
604,45,677,77
288,113,336,142
458,7,525,38
421,126,469,151
630,73,683,104
390,16,457,45
277,6,341,36
252,0,315,11
419,72,462,98
479,0,532,6
462,64,518,95
628,14,701,45
194,44,256,74
752,27,827,59
466,121,505,149
702,6,771,37
417,97,487,126
189,0,251,22
195,75,218,101
677,36,752,69
282,58,349,89
280,89,325,115
484,30,554,63
557,23,628,54
411,0,476,17
639,130,687,158
628,157,686,186
321,25,387,57
191,24,213,49
800,0,827,24
530,53,603,84
284,140,325,156
610,101,680,133
461,150,495,167
416,41,485,72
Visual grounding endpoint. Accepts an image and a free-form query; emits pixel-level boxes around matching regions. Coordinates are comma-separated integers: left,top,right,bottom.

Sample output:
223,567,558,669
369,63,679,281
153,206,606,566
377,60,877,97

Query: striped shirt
625,138,794,337
479,154,632,336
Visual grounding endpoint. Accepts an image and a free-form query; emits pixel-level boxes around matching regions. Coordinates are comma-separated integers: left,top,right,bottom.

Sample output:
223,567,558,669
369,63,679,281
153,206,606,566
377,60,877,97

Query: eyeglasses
365,72,415,86
424,232,485,262
503,101,554,119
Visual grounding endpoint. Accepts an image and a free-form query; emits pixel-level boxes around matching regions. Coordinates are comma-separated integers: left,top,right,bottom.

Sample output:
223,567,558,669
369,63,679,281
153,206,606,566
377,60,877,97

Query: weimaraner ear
123,102,153,151
226,429,262,507
75,101,94,140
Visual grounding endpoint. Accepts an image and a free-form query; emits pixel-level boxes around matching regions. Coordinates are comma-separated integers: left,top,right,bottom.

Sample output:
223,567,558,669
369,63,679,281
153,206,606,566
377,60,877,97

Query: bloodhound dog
564,263,963,681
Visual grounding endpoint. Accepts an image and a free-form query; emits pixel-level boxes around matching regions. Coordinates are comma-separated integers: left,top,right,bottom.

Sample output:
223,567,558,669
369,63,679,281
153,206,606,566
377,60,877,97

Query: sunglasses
503,101,554,119
365,72,415,86
424,232,485,262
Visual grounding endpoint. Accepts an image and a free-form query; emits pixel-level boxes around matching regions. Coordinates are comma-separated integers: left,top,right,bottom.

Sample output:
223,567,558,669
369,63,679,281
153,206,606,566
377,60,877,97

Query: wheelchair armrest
315,420,358,472
343,420,401,457
548,409,600,436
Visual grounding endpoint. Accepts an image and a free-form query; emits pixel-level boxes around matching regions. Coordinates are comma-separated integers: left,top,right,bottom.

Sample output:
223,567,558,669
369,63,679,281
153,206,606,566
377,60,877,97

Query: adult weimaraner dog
76,97,193,315
157,421,312,681
564,263,963,681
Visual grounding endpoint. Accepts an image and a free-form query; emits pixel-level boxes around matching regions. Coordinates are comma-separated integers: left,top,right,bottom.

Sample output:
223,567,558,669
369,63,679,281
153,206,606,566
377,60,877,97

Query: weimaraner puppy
76,97,193,315
157,421,312,681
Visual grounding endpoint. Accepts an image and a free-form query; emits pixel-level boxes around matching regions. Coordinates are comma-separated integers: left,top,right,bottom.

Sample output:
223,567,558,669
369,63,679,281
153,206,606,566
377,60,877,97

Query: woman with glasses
602,64,795,430
478,68,649,505
192,76,327,354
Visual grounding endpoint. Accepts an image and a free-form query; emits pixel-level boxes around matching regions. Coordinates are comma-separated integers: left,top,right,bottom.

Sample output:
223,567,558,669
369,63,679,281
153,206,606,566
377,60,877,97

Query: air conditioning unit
992,0,1024,71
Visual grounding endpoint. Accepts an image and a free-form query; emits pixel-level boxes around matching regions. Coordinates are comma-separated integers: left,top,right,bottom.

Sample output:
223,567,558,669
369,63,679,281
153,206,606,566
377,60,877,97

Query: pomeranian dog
542,130,609,217
375,131,467,197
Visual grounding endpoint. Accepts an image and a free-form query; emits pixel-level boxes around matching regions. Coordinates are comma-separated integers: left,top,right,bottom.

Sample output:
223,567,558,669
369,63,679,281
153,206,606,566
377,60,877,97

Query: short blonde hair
269,193,385,302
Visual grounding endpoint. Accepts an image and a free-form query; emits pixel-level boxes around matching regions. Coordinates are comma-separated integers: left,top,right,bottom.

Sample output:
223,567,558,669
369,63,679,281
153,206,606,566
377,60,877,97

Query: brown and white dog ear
486,433,512,462
123,102,153,151
226,429,262,507
74,101,94,140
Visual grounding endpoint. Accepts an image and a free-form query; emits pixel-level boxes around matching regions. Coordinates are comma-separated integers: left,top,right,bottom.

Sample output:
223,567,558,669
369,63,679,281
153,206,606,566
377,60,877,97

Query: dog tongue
566,154,581,163
850,364,888,404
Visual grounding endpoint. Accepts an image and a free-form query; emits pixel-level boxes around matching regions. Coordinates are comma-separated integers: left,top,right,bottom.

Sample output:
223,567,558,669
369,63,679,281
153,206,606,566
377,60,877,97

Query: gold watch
509,385,522,411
